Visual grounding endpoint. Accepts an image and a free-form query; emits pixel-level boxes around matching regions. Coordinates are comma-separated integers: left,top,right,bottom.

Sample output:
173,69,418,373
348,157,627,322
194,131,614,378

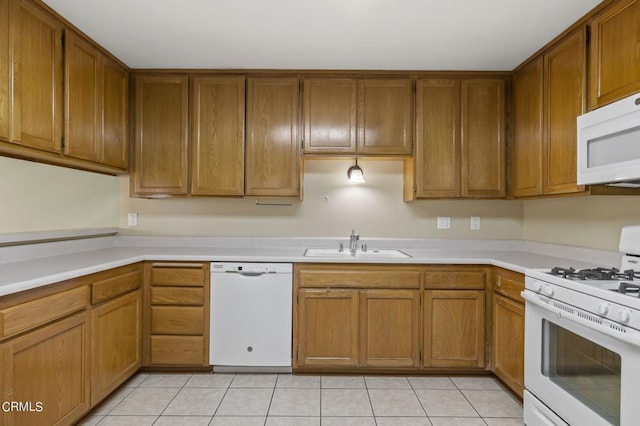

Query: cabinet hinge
61,136,65,149
61,32,65,48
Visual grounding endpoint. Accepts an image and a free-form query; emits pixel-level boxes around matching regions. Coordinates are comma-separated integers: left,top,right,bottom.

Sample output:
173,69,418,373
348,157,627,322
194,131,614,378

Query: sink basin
304,248,411,258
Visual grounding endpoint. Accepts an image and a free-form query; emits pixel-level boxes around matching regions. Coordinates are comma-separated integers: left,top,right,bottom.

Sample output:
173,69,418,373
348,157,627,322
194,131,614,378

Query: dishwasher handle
224,270,275,277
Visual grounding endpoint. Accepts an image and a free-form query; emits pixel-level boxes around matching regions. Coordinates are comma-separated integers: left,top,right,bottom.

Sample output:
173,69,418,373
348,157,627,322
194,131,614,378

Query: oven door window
542,319,621,425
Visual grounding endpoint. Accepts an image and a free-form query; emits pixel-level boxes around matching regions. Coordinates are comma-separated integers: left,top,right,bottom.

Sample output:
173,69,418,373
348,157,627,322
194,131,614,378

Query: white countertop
0,242,609,297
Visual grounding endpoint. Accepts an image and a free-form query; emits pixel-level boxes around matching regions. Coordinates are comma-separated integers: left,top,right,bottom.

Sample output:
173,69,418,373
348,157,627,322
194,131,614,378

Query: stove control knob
543,285,554,297
533,281,543,293
618,310,631,324
597,303,610,316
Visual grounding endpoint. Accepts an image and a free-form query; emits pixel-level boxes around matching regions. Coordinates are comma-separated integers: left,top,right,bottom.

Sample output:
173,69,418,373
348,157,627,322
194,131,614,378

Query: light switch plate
471,216,481,230
437,216,451,229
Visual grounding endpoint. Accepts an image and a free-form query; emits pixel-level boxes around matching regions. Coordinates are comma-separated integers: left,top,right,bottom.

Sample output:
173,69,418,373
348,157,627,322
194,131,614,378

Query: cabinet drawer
424,271,486,289
151,287,204,305
150,335,205,365
299,270,421,289
151,306,204,335
0,286,89,339
494,272,525,303
92,270,141,304
151,264,205,286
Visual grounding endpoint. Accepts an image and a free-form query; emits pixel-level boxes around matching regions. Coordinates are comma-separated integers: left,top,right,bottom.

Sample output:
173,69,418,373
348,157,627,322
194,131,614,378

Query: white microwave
577,92,640,187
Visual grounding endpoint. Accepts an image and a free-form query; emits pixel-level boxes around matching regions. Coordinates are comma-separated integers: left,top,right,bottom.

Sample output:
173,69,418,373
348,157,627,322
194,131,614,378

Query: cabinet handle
496,277,502,288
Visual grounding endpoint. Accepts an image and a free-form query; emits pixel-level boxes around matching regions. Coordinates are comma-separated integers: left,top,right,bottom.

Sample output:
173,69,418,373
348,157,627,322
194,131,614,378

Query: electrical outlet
437,216,451,229
127,213,138,227
471,216,481,230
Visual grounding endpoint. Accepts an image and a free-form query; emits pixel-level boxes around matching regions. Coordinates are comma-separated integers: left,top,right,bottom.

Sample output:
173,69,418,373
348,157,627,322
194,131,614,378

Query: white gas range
523,225,640,426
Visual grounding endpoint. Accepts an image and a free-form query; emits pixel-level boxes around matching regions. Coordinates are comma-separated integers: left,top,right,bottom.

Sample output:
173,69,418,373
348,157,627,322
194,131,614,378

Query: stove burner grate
549,267,640,281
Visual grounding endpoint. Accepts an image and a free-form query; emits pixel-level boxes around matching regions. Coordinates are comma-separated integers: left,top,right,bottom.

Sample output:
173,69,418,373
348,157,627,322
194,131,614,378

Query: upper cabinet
460,79,505,198
64,31,102,163
303,78,357,154
0,0,9,142
245,77,300,197
303,77,412,156
102,56,129,169
0,0,130,174
407,77,505,200
65,30,129,170
190,76,245,196
358,79,413,155
133,75,189,196
512,29,587,198
9,0,63,153
588,0,640,109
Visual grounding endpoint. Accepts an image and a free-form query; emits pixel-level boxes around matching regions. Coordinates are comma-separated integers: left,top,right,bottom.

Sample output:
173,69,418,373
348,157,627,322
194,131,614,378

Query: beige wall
118,159,524,239
0,157,120,233
523,196,640,251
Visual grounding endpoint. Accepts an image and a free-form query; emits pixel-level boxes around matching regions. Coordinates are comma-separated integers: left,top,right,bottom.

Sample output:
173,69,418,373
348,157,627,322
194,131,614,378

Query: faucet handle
338,243,344,252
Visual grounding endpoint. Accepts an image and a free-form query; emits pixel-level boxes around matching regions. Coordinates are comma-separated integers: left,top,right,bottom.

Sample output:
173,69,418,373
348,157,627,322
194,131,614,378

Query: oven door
524,291,640,426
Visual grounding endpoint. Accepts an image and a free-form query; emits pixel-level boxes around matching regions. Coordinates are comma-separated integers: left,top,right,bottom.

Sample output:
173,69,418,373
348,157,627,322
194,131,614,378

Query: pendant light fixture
347,158,365,184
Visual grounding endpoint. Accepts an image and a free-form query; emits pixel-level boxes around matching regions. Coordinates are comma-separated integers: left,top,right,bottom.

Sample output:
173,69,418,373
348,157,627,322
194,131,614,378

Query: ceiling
43,0,603,71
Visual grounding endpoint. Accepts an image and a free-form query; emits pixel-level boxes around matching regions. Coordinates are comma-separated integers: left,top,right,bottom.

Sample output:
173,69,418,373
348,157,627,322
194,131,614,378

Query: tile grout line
408,375,432,423
152,373,194,424
211,373,236,420
363,376,378,425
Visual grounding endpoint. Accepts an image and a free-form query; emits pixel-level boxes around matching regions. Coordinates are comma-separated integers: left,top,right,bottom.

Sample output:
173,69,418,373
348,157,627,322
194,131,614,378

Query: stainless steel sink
304,248,411,258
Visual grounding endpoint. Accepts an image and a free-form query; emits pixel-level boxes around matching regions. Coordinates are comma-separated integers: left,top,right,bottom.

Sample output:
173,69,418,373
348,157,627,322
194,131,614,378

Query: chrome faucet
349,229,359,254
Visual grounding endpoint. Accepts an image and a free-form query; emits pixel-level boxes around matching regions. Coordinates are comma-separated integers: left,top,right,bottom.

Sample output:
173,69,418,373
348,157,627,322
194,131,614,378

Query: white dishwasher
210,262,292,371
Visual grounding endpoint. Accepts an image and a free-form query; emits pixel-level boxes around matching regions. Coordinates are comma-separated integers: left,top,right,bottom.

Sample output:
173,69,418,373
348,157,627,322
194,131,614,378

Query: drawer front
151,287,204,305
0,286,89,339
92,270,141,304
298,270,421,289
424,271,486,289
494,274,525,303
151,306,204,335
151,264,205,287
150,335,205,365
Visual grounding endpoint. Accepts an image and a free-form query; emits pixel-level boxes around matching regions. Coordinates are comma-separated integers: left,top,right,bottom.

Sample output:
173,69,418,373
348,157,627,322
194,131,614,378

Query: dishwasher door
210,263,293,368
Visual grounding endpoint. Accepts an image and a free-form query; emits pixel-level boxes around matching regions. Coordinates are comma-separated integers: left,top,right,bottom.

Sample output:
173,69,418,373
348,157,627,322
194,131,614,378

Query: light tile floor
79,373,523,426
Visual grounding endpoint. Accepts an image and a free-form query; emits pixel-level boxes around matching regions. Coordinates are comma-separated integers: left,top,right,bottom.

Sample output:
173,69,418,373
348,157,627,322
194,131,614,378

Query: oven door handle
522,291,640,348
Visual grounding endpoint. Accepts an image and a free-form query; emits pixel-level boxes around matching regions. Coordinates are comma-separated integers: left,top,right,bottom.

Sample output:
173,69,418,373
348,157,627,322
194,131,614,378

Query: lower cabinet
145,262,209,367
360,289,420,368
294,264,485,371
91,289,142,405
491,268,525,397
1,312,91,426
423,290,485,368
296,289,359,367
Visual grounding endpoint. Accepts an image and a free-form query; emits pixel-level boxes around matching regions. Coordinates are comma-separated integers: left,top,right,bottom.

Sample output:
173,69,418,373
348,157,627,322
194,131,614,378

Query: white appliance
577,92,640,187
210,262,293,371
523,226,640,426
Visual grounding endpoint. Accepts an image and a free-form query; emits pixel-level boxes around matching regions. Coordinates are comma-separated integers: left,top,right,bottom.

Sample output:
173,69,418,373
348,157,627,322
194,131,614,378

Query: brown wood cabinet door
543,28,587,195
589,0,640,109
1,312,90,426
102,56,129,169
359,289,420,368
357,79,412,155
423,290,485,368
492,294,524,398
414,79,460,197
10,0,63,152
64,31,101,163
246,77,300,197
296,289,359,367
91,290,142,406
303,78,357,154
461,79,506,198
133,75,189,195
512,57,544,197
0,0,9,141
191,76,245,195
